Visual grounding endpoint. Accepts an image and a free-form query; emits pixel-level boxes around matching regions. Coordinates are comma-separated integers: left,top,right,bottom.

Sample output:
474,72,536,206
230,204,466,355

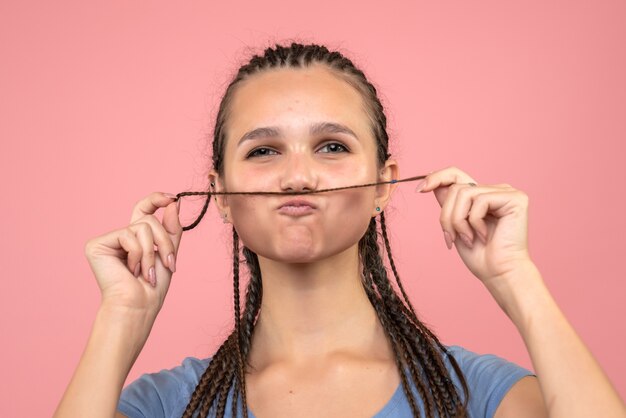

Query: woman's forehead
226,66,370,134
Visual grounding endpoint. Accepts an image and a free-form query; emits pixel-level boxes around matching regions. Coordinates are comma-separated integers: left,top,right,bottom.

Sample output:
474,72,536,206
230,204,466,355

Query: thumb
162,200,183,251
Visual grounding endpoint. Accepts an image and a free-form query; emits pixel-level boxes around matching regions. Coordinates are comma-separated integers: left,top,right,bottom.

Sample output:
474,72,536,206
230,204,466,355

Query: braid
379,212,469,415
379,211,417,320
182,42,469,417
361,216,469,417
214,370,231,414
380,212,452,361
364,218,434,418
360,218,436,417
231,228,249,418
240,247,262,361
230,370,239,418
360,262,427,417
182,332,236,418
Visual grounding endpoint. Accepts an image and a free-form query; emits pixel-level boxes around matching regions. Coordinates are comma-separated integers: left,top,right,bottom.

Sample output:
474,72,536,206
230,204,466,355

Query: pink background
2,1,625,415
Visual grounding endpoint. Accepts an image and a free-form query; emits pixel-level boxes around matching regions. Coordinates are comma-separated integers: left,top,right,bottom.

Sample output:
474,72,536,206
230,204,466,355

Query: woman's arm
54,193,181,417
418,166,625,418
53,304,155,418
489,261,625,418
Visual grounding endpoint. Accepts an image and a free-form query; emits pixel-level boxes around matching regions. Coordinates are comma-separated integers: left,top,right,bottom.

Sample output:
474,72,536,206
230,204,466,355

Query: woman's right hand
84,192,183,316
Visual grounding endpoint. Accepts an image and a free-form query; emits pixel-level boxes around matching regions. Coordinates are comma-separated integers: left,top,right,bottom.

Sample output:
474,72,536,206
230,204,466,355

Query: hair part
182,42,469,418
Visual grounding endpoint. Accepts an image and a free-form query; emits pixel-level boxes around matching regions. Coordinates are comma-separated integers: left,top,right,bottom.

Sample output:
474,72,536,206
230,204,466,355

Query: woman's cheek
338,193,372,242
230,198,266,245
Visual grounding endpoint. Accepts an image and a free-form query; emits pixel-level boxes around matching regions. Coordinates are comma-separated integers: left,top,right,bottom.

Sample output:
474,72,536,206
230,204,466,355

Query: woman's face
212,64,397,263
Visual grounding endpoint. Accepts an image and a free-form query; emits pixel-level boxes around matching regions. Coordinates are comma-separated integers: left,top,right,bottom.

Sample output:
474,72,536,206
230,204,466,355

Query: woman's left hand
418,166,534,288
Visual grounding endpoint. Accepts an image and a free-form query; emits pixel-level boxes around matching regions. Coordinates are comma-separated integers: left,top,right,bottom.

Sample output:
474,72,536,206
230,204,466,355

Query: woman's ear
207,169,231,223
373,159,399,215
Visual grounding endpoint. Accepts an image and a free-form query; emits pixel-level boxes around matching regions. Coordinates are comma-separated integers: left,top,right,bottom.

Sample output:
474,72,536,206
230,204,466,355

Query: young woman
54,43,625,418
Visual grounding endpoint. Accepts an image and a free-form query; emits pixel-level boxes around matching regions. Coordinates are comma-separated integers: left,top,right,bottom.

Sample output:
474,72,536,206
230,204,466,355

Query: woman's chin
239,226,357,263
265,242,319,263
257,240,358,265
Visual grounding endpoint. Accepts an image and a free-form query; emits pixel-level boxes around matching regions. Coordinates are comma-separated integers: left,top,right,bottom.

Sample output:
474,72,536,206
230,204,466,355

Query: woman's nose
279,153,318,191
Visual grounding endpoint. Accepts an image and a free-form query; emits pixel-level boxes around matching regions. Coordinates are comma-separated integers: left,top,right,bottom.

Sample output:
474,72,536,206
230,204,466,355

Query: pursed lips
277,199,317,216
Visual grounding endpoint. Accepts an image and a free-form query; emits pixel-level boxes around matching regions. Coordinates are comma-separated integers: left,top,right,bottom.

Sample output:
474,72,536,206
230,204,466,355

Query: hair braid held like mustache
174,175,427,231
181,42,469,418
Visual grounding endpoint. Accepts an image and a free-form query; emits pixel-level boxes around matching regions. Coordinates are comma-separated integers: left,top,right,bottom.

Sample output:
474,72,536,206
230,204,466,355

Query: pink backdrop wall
1,1,625,415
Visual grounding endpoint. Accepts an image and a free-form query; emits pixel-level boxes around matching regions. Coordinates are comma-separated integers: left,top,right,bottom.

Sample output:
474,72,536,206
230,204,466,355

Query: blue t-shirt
117,344,535,418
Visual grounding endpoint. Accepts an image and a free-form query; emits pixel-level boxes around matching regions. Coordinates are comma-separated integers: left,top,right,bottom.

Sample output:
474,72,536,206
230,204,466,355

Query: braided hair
181,42,469,418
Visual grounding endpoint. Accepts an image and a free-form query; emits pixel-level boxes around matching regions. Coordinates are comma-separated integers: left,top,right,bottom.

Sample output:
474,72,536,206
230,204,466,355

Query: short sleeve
117,356,211,418
445,345,536,418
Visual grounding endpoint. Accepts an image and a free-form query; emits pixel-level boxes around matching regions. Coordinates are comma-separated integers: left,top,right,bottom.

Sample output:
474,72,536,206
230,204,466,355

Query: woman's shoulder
135,355,212,391
442,343,534,377
439,343,536,417
117,355,213,418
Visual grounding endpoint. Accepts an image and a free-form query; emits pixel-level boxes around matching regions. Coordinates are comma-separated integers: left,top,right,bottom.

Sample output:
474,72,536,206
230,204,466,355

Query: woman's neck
248,244,391,369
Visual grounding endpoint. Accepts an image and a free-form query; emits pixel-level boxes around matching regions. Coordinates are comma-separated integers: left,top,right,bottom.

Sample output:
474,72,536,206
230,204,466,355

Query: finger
130,213,178,273
470,189,529,221
130,192,177,225
117,228,143,278
439,183,464,248
467,201,490,245
162,201,183,252
450,185,478,247
451,185,516,245
128,222,157,285
451,186,490,246
419,166,477,207
84,230,140,279
162,201,182,274
440,183,514,248
466,185,514,244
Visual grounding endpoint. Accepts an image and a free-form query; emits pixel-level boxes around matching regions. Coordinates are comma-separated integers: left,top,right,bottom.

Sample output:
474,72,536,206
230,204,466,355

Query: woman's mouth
277,199,317,216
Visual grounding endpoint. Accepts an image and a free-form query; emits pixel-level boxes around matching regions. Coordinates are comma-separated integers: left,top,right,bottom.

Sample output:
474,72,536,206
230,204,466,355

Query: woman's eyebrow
310,122,359,140
237,122,359,147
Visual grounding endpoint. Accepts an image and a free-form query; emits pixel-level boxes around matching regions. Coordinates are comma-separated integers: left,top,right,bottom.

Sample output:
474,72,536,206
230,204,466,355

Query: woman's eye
318,143,348,153
247,147,278,158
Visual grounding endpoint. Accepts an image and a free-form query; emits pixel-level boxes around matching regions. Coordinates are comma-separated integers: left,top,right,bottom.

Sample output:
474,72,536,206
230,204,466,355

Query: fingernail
460,233,473,248
415,179,427,193
134,263,141,278
168,253,176,273
176,198,181,214
164,193,177,199
443,231,453,249
149,266,156,287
